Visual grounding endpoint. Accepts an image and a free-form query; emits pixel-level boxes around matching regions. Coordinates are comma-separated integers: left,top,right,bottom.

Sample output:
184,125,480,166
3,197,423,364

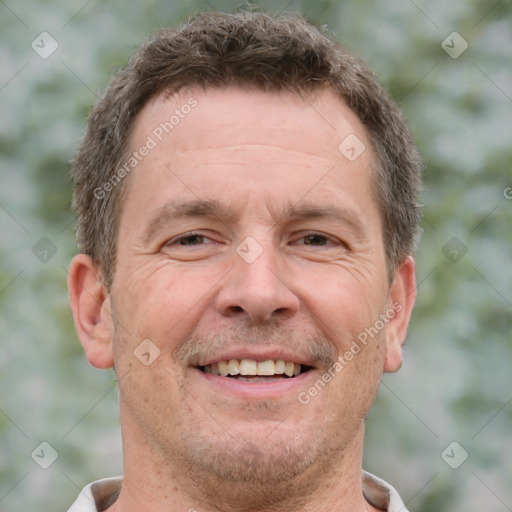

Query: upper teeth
202,359,302,377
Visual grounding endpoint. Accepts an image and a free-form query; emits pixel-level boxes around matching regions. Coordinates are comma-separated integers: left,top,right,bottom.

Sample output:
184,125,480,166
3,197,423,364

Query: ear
68,254,114,369
383,256,416,373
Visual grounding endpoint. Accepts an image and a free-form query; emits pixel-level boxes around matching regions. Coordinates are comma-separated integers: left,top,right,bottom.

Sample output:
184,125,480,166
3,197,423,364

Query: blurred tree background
0,0,510,510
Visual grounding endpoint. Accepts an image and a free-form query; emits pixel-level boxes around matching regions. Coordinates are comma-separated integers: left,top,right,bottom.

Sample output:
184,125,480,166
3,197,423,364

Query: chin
166,423,352,511
177,416,345,485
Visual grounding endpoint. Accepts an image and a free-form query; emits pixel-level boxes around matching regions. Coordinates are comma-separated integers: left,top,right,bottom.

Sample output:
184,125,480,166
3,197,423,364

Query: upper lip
191,347,316,368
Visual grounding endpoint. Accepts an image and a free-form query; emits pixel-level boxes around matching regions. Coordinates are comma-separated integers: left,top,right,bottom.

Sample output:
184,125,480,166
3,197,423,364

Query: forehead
120,85,379,234
134,85,371,159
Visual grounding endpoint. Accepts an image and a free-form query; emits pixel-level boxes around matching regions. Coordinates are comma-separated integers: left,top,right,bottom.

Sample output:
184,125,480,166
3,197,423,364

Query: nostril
229,306,245,313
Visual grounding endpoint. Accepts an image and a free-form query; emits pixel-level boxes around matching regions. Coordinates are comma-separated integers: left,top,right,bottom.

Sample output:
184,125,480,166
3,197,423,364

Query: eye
302,233,330,246
177,234,208,245
166,232,215,247
294,232,339,247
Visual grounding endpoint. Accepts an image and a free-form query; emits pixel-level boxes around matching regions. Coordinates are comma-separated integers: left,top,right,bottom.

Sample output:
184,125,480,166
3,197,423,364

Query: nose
215,242,300,324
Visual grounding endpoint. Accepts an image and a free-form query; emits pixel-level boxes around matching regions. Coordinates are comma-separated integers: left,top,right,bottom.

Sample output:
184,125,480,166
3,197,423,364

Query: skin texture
68,86,416,512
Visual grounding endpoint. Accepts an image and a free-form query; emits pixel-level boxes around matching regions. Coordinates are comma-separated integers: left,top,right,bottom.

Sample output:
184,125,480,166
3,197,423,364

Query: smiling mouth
198,359,312,381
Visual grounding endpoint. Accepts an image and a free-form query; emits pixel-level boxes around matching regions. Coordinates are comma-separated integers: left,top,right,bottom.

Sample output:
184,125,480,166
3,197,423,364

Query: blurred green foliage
0,1,510,510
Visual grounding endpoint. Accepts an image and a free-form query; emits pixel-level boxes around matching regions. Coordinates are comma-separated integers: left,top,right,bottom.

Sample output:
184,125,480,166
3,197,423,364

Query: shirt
67,471,409,511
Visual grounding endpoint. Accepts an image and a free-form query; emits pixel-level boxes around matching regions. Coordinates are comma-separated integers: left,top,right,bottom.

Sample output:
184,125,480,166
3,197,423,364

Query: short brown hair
72,11,422,289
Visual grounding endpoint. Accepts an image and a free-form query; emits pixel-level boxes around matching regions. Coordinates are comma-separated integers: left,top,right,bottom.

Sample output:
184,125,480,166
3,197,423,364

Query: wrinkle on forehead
131,85,372,158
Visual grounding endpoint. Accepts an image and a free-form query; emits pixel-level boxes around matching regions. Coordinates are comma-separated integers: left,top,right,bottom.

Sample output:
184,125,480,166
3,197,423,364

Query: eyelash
293,231,329,244
166,231,343,247
166,231,214,246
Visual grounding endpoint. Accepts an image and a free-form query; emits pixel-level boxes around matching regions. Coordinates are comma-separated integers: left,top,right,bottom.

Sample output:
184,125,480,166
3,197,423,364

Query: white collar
67,471,409,512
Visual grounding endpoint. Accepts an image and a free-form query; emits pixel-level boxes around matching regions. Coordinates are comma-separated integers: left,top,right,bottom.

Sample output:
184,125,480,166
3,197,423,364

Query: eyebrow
140,198,369,246
141,199,239,245
272,200,369,239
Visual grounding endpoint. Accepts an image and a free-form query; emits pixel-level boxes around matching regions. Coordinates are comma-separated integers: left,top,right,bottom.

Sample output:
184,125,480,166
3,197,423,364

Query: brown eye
302,234,329,246
178,234,206,245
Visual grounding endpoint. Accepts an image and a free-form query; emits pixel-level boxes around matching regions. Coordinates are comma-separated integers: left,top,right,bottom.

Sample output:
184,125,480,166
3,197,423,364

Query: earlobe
383,256,417,373
68,254,114,369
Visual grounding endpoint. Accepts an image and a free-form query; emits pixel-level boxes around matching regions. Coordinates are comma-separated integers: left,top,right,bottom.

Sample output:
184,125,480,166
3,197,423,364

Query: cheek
295,265,386,343
116,349,186,438
114,263,222,348
330,330,386,400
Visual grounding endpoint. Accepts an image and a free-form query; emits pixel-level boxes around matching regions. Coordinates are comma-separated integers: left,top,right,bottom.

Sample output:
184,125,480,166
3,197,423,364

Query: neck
107,421,380,512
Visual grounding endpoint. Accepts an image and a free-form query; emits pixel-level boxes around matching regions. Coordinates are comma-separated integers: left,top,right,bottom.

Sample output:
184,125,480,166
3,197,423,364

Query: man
67,11,422,512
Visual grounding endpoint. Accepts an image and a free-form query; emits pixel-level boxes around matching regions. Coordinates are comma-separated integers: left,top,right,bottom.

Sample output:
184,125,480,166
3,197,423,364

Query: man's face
103,86,409,490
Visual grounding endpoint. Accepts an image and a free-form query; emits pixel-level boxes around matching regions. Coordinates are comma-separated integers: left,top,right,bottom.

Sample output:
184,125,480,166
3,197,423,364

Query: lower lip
190,367,315,399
